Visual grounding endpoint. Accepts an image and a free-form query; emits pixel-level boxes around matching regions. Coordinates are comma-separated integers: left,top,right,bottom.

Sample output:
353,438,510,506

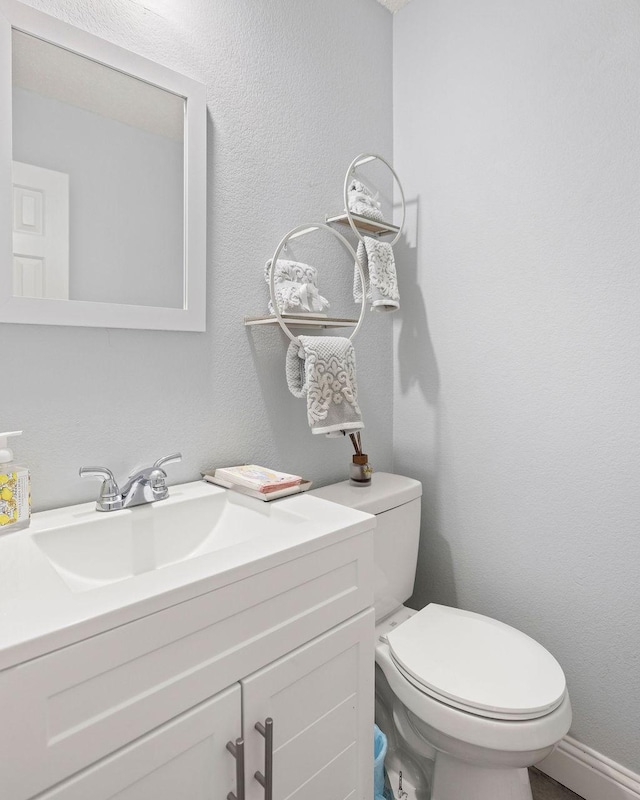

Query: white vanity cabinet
0,532,375,800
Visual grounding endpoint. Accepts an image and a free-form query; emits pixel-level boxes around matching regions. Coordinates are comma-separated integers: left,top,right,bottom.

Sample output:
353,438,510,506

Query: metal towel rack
267,222,366,344
246,153,404,339
340,152,406,246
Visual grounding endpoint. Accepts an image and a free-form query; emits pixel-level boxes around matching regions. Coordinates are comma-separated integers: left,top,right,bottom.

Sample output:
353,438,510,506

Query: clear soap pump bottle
0,431,31,533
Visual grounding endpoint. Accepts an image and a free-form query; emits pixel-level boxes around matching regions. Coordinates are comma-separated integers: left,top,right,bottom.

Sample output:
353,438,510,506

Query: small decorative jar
350,454,372,485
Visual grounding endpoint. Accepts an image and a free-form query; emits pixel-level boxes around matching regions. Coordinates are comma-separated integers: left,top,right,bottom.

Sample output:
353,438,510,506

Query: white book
202,473,312,502
212,465,302,492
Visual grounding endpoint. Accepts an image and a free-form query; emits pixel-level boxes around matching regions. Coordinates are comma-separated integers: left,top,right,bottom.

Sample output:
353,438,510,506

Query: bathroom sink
30,484,309,592
0,477,373,671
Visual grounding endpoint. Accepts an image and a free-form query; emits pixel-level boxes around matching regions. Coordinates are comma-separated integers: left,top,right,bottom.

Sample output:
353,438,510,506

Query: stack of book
203,465,312,501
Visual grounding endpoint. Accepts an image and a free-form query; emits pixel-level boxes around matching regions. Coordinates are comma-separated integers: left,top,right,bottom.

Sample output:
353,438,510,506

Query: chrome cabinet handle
254,718,273,800
226,737,245,800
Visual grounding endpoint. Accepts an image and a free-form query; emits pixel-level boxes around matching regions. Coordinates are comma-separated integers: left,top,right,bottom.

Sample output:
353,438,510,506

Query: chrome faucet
79,453,182,512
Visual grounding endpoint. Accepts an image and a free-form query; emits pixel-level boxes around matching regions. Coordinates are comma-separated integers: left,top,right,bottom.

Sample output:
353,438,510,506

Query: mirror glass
11,31,186,309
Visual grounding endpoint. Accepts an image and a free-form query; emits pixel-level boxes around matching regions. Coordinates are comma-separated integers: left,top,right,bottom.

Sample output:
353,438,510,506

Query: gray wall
4,0,394,511
393,0,640,773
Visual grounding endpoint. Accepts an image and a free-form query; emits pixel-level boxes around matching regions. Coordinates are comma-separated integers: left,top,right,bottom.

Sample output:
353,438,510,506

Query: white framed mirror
0,0,206,330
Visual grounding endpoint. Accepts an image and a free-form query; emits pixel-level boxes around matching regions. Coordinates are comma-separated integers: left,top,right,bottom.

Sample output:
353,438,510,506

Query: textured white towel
265,259,330,315
286,336,364,435
348,179,384,222
354,236,399,312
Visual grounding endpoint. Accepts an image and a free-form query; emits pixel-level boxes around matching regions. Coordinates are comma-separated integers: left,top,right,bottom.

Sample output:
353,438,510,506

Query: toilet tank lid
310,472,422,515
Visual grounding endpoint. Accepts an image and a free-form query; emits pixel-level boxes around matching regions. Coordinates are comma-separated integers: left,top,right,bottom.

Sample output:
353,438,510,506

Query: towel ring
343,153,405,246
268,223,366,344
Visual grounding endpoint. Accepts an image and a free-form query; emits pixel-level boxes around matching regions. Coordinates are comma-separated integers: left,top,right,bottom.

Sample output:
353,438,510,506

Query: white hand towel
286,336,364,435
265,259,330,315
348,178,384,222
354,236,399,312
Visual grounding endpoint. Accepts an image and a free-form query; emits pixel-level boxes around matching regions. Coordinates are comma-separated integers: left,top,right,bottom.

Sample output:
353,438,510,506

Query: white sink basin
31,484,309,592
0,478,374,671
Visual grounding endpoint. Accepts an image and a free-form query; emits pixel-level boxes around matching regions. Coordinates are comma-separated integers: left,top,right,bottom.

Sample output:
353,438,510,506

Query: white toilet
311,473,572,800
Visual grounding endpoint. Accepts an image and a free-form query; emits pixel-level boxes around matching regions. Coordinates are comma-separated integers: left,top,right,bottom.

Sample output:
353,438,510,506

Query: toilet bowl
310,474,572,800
376,606,571,799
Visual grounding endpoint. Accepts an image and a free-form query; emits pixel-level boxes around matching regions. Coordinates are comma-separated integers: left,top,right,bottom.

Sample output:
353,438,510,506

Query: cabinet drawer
0,533,372,800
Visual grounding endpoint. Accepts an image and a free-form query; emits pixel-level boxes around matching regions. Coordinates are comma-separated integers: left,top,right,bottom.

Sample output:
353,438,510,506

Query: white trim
537,736,640,800
0,0,206,331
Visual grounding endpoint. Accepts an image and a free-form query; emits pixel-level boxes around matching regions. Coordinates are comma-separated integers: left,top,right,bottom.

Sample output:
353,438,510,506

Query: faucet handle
79,466,124,512
146,454,181,498
79,465,118,485
153,453,182,470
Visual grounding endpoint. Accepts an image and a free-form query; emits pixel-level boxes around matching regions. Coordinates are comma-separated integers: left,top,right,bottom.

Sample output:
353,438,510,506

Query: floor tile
529,768,585,800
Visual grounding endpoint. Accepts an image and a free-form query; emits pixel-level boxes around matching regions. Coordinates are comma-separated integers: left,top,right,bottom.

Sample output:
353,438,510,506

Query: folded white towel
354,236,399,312
348,178,384,222
286,336,364,435
265,259,330,315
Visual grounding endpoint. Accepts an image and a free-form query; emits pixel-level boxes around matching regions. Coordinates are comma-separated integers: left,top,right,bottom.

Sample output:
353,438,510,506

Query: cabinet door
242,609,374,800
38,684,241,800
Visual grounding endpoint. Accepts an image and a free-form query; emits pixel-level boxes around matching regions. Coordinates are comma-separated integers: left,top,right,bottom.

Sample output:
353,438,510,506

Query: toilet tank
310,472,422,622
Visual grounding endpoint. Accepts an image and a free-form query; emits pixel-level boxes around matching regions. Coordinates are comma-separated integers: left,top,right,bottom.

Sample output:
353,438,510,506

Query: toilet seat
376,638,572,754
386,604,567,721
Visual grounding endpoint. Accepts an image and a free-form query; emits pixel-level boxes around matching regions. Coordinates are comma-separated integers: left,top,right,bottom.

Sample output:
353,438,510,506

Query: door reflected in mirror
11,30,185,309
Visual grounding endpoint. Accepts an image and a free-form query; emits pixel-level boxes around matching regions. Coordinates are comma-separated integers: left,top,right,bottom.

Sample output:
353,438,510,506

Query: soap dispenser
0,431,30,533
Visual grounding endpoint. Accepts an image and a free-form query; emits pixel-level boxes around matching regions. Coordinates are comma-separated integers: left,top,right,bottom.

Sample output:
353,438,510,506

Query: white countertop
0,480,375,671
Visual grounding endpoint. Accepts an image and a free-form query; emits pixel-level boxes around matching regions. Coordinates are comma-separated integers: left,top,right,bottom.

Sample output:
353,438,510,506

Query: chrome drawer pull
226,737,245,800
254,718,273,800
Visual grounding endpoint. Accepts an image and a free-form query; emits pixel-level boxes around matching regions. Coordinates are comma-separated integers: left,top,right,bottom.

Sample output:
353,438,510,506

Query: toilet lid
386,604,567,720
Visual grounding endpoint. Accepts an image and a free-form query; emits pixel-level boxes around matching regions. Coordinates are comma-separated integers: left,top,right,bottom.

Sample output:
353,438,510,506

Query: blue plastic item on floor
374,724,388,800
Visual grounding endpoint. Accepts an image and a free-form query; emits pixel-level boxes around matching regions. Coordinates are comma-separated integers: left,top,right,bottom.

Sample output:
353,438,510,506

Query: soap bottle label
0,469,30,530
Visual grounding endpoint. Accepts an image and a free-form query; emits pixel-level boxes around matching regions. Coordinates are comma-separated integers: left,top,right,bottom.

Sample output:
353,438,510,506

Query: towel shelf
338,152,405,247
244,315,358,329
325,212,400,238
265,223,366,343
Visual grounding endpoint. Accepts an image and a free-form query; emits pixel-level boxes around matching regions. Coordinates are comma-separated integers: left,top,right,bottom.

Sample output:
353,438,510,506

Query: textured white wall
3,0,394,510
393,0,640,774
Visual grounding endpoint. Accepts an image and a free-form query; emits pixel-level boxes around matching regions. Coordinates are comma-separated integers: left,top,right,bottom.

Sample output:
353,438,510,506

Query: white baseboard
537,736,640,800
